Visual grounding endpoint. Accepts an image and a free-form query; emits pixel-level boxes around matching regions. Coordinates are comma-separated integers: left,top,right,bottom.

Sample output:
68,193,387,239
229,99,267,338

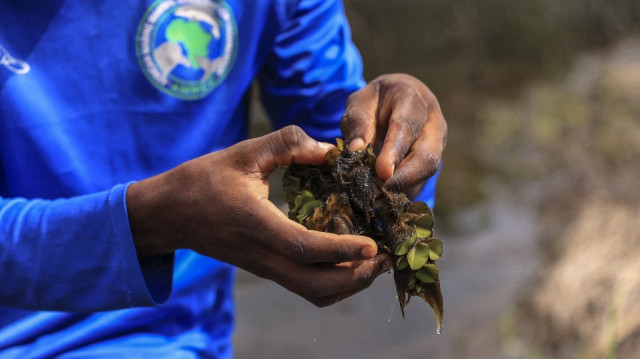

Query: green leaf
407,242,430,270
416,267,435,283
415,212,434,234
366,146,375,157
365,146,376,166
299,199,324,216
407,276,418,292
396,256,409,270
428,238,443,260
394,232,417,256
292,190,315,213
406,201,429,214
324,148,341,167
283,176,300,193
296,200,324,222
424,263,439,280
283,174,302,203
415,226,432,239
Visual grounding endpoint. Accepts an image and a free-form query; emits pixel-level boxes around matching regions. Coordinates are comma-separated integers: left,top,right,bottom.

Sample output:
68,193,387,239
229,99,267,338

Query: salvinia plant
283,139,444,333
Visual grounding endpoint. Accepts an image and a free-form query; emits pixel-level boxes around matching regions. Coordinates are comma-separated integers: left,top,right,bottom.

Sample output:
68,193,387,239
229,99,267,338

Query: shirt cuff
111,182,173,307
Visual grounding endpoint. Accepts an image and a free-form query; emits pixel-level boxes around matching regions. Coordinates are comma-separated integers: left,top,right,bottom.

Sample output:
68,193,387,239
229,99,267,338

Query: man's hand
127,126,391,307
341,74,447,195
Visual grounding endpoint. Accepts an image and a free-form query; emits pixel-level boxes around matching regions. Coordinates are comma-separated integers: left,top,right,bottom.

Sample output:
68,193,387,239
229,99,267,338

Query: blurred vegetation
347,0,640,92
345,0,640,227
344,2,640,357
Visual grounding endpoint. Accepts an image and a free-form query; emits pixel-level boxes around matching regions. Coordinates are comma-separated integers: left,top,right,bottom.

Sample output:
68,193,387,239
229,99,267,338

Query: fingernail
361,244,376,258
349,138,366,150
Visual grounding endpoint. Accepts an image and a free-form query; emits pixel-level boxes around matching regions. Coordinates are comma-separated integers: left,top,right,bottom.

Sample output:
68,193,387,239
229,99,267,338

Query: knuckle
286,233,313,262
279,125,304,150
345,87,364,106
385,176,402,192
391,118,422,140
334,243,350,263
425,153,442,177
228,143,254,171
439,119,449,147
280,124,303,136
407,117,423,134
437,111,448,127
382,130,415,162
389,165,419,190
405,154,439,181
428,109,447,131
396,81,430,111
340,109,368,130
371,74,393,86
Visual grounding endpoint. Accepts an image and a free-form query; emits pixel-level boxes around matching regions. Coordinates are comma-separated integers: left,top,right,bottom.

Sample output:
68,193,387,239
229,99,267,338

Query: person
0,0,447,357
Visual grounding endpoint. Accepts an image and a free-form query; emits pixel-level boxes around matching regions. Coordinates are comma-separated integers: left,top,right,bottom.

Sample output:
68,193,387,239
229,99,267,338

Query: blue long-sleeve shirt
0,0,438,357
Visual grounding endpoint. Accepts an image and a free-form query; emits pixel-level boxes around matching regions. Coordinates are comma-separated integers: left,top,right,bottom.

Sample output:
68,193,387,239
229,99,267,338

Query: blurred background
235,1,640,358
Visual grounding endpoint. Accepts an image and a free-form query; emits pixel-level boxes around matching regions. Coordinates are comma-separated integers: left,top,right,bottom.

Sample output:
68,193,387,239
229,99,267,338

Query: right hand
127,125,392,307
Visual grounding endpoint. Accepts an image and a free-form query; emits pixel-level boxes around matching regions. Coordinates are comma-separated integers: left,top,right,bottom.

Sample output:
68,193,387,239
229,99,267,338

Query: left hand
127,126,391,307
340,73,447,195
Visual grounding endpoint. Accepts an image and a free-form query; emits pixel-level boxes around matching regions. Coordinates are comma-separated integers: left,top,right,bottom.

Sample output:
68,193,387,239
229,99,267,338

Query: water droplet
436,325,444,335
387,295,397,323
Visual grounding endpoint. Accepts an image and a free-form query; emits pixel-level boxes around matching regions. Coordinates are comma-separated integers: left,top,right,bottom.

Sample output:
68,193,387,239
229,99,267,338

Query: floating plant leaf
424,263,439,280
416,267,435,283
415,213,434,238
415,226,432,239
407,201,430,214
428,238,443,260
283,173,302,204
396,256,409,270
284,138,444,332
325,148,341,167
407,241,430,270
364,146,376,167
395,232,417,256
292,190,315,214
296,200,324,222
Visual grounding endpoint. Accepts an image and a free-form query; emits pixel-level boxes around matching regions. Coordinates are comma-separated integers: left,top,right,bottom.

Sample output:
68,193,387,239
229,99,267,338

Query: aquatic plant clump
283,139,444,333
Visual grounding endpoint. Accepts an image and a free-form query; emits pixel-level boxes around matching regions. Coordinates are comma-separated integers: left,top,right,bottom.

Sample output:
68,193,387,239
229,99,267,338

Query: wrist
126,174,180,258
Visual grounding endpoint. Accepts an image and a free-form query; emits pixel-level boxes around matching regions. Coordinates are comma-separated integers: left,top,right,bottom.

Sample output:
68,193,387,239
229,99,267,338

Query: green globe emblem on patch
136,0,237,100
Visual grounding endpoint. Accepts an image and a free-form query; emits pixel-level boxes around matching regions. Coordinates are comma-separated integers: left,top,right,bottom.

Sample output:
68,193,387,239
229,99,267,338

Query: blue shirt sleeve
258,0,365,142
0,183,172,312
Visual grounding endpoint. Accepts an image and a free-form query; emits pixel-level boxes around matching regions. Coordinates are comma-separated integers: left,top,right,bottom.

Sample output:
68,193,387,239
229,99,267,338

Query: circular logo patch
136,0,237,100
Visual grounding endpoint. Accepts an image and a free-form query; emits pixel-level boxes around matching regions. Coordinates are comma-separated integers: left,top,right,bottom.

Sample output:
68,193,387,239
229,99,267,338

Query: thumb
253,197,379,263
238,125,334,175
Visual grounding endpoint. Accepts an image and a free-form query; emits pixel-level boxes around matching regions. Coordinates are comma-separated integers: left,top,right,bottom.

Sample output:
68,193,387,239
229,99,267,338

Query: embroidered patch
136,0,237,100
